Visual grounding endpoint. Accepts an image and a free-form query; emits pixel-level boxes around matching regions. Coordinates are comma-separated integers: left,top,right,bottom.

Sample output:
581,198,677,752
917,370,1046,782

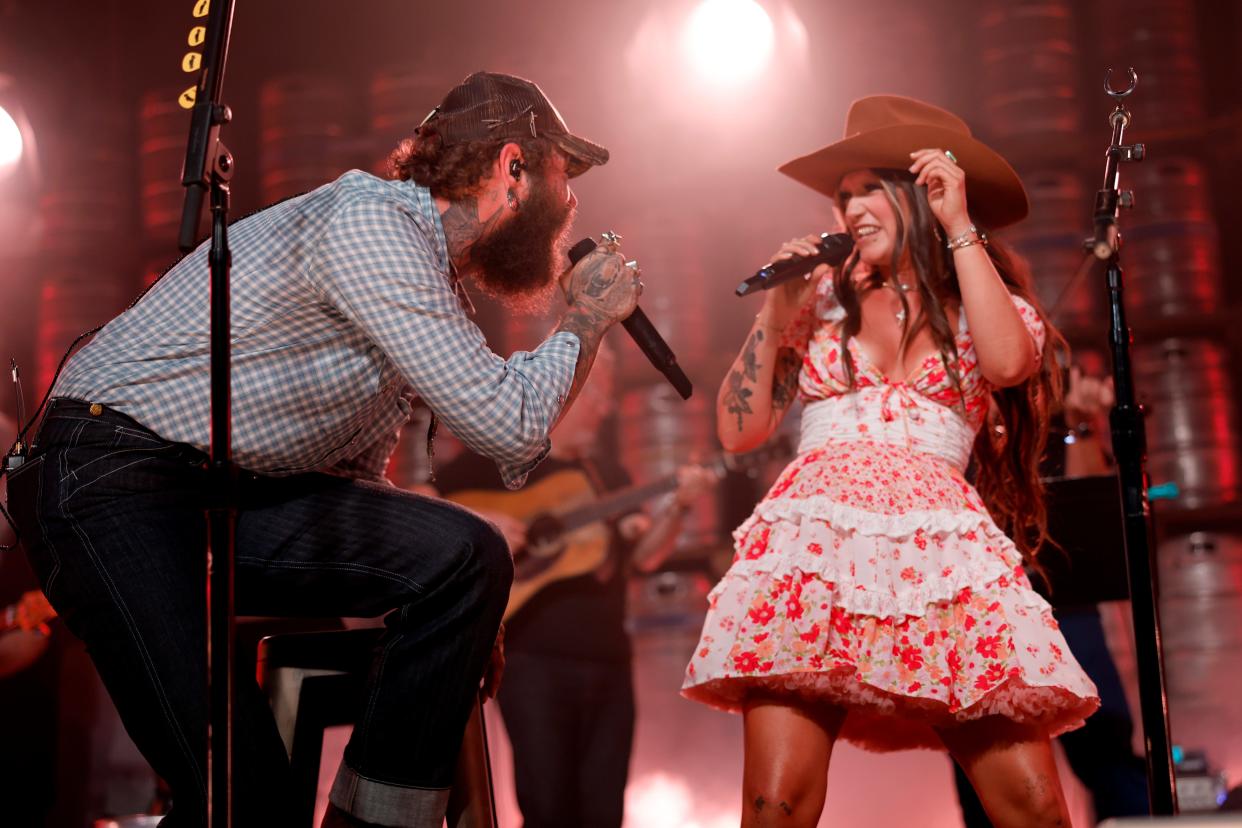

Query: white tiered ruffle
724,507,1018,619
681,440,1100,751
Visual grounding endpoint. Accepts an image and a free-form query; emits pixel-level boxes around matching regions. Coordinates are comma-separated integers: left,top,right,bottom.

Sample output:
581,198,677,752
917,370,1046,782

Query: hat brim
777,125,1029,229
552,132,609,178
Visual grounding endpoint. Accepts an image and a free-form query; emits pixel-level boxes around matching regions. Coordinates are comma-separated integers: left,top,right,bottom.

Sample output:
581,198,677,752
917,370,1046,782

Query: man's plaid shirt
54,171,578,488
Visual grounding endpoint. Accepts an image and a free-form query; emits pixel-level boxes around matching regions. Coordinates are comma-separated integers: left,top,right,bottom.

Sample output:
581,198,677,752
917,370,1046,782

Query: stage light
0,74,37,185
683,0,775,85
0,104,23,178
0,74,41,259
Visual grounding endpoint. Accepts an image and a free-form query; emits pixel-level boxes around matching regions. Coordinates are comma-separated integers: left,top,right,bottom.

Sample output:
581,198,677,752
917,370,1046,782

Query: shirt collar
398,179,475,316
398,179,450,272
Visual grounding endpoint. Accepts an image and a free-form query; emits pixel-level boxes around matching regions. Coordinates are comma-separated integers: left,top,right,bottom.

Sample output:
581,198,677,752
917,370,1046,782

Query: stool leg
446,693,498,828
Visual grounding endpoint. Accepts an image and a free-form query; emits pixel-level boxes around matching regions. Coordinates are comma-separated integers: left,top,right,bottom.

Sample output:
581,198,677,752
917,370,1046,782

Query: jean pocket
3,454,59,597
112,424,168,447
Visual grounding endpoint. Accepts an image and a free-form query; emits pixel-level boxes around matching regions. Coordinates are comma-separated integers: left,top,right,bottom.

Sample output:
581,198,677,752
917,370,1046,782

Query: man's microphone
567,238,693,400
735,232,854,297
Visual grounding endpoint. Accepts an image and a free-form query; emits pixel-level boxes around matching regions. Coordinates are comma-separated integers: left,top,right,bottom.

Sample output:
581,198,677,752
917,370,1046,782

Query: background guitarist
433,343,716,828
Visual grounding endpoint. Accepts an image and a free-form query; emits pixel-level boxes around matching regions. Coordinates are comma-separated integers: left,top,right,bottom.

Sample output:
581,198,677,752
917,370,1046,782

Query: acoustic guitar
448,438,791,621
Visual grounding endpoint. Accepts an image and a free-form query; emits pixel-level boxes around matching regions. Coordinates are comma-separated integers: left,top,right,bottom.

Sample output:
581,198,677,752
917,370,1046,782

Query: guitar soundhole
513,514,565,580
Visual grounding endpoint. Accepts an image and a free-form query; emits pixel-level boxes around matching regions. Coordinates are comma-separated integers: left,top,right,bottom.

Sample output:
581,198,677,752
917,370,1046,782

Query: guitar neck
559,475,680,532
551,434,791,534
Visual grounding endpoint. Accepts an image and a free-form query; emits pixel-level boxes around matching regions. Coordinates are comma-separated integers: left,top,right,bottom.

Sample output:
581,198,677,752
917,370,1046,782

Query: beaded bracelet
946,224,989,251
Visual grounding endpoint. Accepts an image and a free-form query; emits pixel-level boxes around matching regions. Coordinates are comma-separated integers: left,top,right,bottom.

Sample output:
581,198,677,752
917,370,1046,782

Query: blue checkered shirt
53,171,579,488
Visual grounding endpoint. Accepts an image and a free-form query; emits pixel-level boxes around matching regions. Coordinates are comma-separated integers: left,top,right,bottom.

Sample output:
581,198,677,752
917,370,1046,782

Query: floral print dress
682,277,1099,751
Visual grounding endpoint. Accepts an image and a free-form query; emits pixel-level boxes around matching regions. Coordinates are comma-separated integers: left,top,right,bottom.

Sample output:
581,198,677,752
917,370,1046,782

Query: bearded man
4,71,639,828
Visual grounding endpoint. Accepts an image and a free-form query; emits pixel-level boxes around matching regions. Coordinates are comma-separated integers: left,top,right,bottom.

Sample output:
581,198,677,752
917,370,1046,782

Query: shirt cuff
495,330,580,489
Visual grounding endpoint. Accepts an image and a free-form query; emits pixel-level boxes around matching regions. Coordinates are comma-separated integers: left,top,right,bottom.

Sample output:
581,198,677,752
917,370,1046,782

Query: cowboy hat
778,95,1028,229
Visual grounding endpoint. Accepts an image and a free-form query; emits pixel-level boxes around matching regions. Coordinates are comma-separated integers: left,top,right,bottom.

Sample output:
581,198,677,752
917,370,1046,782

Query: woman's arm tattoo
770,347,801,411
722,329,763,432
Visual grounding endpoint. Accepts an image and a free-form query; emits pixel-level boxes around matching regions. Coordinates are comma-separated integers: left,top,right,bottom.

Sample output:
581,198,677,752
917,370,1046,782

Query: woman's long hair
832,169,1067,565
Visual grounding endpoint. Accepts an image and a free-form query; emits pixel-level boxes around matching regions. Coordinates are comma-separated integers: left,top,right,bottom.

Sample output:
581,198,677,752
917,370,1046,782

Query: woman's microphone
735,233,854,296
567,238,693,400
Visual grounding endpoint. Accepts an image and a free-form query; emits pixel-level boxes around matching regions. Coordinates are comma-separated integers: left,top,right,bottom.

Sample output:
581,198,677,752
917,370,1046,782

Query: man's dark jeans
5,399,512,827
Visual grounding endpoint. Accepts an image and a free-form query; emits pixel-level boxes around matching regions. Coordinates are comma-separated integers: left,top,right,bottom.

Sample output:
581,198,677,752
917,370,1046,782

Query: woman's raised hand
909,148,972,237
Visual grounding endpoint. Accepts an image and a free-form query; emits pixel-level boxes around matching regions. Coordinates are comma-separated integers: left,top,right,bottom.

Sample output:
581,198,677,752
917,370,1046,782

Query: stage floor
315,621,1096,827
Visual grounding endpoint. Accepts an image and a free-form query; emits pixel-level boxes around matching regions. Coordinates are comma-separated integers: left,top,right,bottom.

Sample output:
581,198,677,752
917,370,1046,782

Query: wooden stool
257,627,497,828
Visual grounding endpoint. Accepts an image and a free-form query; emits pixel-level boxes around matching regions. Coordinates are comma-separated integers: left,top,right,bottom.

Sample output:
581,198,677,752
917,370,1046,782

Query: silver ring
944,149,958,164
601,230,623,244
625,259,639,271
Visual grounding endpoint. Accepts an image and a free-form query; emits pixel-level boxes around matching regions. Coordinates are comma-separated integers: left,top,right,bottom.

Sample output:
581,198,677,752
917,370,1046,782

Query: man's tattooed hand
563,245,638,325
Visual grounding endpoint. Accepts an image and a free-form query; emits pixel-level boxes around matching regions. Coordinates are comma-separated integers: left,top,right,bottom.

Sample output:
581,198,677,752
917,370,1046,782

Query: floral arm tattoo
770,347,801,412
723,329,763,431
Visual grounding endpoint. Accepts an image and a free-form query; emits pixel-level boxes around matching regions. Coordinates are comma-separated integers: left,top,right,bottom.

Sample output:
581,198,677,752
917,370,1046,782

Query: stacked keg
619,208,714,391
136,90,191,289
1134,339,1239,509
1097,0,1206,133
35,116,134,392
1157,531,1242,789
258,75,353,205
1099,5,1240,793
1004,171,1101,331
1123,158,1223,322
368,67,448,178
137,91,188,248
976,0,1242,792
978,1,1081,147
1121,165,1237,512
619,385,716,554
977,1,1100,334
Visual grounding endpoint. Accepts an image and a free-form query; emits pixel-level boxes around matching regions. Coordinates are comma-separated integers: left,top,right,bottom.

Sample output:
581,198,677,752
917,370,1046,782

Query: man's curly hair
388,129,557,200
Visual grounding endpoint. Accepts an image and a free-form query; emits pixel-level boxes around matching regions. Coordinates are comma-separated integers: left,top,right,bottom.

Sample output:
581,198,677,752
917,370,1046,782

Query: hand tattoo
567,250,630,320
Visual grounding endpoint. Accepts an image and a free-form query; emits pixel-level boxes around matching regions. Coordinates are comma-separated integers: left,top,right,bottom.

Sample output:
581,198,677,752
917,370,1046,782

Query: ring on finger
944,149,958,164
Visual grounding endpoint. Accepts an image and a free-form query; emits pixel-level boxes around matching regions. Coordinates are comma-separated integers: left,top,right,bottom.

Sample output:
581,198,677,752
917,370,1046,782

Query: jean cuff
329,762,451,828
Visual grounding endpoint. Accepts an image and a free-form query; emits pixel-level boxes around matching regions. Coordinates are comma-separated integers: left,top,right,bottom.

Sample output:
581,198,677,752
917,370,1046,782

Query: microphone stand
1088,68,1177,815
178,0,238,824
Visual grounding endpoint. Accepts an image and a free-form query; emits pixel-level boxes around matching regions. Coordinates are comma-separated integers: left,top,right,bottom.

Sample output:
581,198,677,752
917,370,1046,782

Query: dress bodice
783,275,1046,471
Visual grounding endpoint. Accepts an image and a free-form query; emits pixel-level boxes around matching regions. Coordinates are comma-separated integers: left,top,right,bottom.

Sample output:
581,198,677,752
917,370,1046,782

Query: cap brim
552,133,609,178
777,125,1029,229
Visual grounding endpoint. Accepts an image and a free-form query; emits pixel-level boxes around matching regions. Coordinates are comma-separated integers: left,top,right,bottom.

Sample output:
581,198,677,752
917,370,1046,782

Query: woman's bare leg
741,694,847,828
938,716,1072,828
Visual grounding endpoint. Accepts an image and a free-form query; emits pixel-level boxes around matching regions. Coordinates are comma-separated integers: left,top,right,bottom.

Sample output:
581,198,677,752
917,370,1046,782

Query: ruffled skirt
681,440,1100,751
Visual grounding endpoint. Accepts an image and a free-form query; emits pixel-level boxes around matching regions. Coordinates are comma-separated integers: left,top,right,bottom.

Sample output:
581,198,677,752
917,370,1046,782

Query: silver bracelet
946,224,988,250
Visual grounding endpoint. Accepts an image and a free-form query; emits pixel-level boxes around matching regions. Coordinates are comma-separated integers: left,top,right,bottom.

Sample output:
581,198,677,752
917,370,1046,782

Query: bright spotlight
0,105,23,177
683,0,775,85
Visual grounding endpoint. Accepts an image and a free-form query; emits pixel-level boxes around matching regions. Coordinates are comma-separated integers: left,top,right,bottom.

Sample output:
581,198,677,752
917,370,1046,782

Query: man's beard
469,175,576,313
